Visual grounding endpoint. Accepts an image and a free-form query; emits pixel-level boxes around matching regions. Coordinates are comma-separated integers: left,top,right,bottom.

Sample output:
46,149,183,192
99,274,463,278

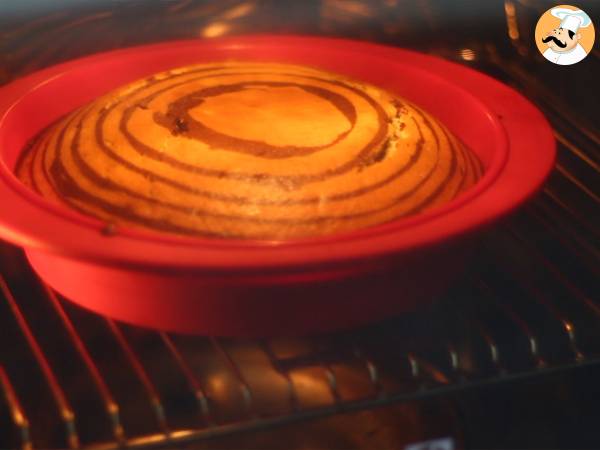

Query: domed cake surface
16,62,483,239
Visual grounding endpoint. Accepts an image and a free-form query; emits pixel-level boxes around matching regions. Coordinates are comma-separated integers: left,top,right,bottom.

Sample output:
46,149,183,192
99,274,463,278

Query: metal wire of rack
0,1,599,449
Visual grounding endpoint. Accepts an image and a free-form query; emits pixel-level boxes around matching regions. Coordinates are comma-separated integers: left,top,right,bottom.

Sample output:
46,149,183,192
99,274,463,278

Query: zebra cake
16,62,483,239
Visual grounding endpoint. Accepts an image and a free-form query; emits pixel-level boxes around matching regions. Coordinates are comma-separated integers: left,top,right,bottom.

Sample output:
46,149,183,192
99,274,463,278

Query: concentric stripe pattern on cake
16,62,483,239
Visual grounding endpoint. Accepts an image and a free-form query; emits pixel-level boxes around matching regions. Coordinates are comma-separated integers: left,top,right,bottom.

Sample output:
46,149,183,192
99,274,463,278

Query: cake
16,62,483,239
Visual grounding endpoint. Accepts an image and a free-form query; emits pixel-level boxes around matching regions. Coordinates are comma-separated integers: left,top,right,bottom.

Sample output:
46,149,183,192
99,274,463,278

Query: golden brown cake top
16,62,483,239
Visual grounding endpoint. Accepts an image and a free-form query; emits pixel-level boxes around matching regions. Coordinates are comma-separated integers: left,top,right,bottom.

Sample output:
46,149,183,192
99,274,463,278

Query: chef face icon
542,26,580,53
535,5,595,65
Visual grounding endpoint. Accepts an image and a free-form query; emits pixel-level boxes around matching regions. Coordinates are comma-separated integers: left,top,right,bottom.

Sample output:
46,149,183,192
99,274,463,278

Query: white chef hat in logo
551,7,592,33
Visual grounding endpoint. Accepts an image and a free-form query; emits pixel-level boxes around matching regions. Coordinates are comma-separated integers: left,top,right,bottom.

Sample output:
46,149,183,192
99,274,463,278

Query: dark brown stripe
53,163,228,237
41,128,61,197
468,142,484,179
153,81,357,159
14,126,43,178
32,133,55,195
36,129,61,197
402,118,459,216
450,137,475,198
116,71,390,186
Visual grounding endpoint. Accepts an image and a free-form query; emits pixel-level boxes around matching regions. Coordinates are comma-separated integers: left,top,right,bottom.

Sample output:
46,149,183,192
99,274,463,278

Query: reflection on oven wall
0,1,507,81
2,0,596,119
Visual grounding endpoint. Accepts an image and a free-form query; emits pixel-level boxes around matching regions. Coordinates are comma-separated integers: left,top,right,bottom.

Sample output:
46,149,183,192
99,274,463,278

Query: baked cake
16,62,483,239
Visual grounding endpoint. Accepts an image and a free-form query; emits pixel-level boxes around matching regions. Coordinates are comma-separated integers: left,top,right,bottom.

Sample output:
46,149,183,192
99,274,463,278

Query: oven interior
0,1,599,449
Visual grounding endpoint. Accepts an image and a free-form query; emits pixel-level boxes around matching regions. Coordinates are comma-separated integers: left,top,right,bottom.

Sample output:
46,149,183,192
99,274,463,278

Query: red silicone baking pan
0,36,555,336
